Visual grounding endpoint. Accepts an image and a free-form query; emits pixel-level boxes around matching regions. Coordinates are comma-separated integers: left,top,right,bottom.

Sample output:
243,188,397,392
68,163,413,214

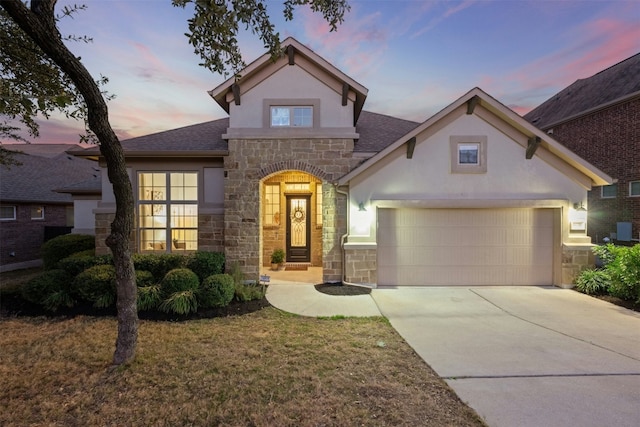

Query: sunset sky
5,0,640,145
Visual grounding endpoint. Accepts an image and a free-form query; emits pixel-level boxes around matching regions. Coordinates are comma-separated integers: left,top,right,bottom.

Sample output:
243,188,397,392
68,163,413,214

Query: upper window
138,172,198,252
0,205,16,221
270,106,313,127
450,136,487,174
31,206,44,220
601,184,617,199
629,181,640,197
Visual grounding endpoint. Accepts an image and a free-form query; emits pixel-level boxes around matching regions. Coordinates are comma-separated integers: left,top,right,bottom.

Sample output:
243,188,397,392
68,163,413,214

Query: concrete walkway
266,284,640,427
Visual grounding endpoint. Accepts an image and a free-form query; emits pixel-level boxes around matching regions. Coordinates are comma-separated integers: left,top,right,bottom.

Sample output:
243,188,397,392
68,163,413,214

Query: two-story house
525,53,640,244
74,38,611,287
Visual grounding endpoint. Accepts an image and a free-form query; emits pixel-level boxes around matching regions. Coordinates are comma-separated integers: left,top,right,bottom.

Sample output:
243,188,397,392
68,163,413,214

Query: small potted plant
271,248,285,271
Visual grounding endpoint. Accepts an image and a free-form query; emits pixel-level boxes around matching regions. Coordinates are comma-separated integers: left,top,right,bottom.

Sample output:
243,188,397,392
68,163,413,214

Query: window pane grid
270,106,312,128
0,206,16,220
316,183,323,226
264,184,280,226
630,181,640,197
602,184,617,198
138,172,198,252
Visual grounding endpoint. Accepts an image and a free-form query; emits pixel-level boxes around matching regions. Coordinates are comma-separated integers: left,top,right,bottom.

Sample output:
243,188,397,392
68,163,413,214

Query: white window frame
270,106,313,128
0,205,16,221
450,135,487,174
31,206,44,220
629,181,640,197
601,184,617,199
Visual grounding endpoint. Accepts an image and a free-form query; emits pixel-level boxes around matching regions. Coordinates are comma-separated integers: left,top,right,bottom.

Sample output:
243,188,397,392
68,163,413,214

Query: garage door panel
377,208,555,286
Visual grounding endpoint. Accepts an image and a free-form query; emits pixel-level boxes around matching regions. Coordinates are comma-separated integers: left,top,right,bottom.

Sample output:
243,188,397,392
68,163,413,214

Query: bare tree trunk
2,0,138,364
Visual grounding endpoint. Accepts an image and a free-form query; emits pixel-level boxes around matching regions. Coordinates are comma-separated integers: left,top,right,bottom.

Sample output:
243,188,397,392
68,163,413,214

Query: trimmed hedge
132,253,187,282
187,251,225,282
160,268,199,296
57,250,102,277
198,274,235,308
72,264,117,308
41,234,95,270
21,269,73,310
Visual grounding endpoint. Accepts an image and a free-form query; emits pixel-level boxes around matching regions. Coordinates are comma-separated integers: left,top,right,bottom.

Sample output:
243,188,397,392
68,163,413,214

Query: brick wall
0,203,69,268
549,98,640,242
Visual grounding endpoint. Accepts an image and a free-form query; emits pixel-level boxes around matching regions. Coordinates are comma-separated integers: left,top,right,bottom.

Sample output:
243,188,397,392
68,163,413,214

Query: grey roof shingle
71,119,230,156
70,113,420,156
355,111,420,152
2,143,83,158
0,151,100,203
524,53,640,129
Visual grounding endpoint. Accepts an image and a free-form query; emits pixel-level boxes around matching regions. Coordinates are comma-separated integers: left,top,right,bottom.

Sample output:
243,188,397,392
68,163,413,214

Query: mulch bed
314,283,372,296
0,292,271,321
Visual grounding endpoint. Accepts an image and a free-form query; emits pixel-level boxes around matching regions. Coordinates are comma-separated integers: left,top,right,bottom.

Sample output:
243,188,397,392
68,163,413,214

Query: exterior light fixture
358,202,367,212
570,202,587,232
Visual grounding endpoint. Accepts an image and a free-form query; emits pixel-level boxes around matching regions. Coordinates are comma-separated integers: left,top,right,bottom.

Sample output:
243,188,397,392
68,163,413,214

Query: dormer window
270,106,313,127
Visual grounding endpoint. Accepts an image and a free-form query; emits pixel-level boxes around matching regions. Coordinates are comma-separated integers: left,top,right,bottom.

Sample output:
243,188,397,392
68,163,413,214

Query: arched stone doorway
261,171,323,267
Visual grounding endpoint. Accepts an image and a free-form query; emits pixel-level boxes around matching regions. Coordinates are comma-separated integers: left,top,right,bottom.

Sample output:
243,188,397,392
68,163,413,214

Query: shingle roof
524,53,640,129
55,175,102,195
72,119,230,156
0,151,100,203
355,111,420,152
70,113,420,157
1,143,83,158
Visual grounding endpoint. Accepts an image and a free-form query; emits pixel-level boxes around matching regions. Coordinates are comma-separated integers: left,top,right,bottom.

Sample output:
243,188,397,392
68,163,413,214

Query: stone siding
198,213,225,252
562,244,595,287
345,248,377,285
224,138,360,282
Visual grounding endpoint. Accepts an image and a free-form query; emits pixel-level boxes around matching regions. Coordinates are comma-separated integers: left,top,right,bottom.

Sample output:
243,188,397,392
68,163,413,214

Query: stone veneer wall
562,244,595,288
198,213,225,252
224,138,359,282
344,248,377,285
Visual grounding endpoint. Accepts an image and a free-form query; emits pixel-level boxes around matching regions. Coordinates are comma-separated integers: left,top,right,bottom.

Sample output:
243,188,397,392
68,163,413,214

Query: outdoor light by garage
570,202,587,232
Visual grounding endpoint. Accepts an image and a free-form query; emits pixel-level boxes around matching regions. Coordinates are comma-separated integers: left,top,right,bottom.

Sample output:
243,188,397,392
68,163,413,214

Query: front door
286,196,311,262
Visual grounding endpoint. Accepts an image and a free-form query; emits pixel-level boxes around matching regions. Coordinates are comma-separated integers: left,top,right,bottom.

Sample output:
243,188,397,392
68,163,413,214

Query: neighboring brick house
525,53,640,243
72,38,611,286
0,145,100,271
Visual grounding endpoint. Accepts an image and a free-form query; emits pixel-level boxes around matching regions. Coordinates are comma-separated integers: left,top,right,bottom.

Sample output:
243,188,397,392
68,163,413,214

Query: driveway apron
371,286,640,427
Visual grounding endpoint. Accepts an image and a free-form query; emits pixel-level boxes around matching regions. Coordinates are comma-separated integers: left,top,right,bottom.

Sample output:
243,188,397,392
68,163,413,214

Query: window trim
263,183,281,227
31,206,45,220
137,171,199,253
263,98,320,129
450,135,487,174
629,181,640,197
601,184,617,199
0,205,16,221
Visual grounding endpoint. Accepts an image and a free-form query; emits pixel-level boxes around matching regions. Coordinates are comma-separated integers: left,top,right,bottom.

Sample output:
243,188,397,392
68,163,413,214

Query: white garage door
377,208,554,286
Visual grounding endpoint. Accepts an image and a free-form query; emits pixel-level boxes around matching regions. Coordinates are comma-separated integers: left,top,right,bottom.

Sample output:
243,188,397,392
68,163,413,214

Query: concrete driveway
371,286,640,427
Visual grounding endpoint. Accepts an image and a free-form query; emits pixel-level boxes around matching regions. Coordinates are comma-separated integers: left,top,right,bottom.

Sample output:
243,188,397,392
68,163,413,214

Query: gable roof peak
208,38,368,123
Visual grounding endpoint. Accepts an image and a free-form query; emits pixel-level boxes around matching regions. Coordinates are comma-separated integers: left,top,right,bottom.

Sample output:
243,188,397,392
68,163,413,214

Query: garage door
377,208,554,286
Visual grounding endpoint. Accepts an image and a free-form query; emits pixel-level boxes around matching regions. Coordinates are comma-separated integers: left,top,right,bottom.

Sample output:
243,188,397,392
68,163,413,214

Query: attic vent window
458,144,479,165
450,135,487,174
270,106,313,127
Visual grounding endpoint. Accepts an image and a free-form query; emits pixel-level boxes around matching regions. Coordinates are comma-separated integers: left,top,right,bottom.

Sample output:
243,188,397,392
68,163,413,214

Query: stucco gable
339,87,612,188
209,37,368,125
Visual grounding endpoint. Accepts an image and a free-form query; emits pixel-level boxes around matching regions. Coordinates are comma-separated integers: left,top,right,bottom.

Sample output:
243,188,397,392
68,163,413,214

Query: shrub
137,285,162,311
72,264,116,308
234,283,266,302
607,244,640,302
57,251,101,277
135,270,155,287
159,290,198,315
41,234,95,270
592,244,618,267
21,269,74,311
198,274,235,308
133,253,187,282
187,251,225,282
575,269,610,295
270,248,285,264
160,268,199,296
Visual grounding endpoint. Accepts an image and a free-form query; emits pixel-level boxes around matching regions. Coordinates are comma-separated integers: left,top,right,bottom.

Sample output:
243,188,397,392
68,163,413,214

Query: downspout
335,185,372,288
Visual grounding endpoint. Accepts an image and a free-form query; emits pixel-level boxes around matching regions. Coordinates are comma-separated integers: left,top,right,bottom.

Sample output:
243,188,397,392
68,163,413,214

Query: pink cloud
411,0,477,38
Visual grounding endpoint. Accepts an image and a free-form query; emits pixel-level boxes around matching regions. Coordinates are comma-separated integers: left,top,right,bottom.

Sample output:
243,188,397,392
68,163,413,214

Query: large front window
138,172,198,252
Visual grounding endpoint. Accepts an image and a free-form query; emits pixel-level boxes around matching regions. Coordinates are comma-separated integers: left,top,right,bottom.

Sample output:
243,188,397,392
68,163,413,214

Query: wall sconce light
358,202,367,212
570,202,587,232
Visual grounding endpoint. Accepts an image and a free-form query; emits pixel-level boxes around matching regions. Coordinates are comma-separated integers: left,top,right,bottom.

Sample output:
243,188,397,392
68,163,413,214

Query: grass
0,308,485,426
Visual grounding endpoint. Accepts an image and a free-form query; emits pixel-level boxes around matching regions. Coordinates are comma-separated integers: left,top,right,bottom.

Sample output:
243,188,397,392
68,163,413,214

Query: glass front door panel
290,198,307,247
